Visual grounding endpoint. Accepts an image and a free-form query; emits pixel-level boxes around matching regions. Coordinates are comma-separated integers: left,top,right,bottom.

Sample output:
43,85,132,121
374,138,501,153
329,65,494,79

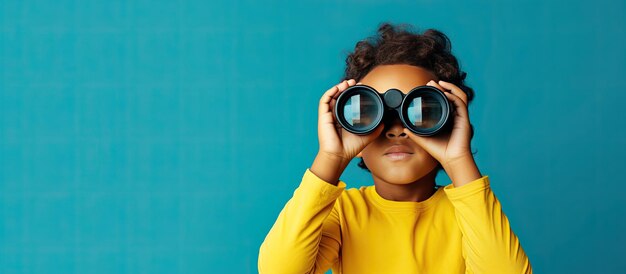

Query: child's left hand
403,80,474,168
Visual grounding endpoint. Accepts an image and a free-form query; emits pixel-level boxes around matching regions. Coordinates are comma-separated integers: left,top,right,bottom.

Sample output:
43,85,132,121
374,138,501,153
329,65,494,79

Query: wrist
442,152,474,170
310,151,351,185
442,154,482,188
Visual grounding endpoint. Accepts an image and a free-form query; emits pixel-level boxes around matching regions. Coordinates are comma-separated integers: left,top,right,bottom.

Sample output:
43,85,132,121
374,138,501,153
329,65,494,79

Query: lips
383,144,414,155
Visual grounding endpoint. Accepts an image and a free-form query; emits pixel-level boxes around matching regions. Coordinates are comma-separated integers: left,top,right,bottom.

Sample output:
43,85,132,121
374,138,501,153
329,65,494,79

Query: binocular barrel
334,85,454,136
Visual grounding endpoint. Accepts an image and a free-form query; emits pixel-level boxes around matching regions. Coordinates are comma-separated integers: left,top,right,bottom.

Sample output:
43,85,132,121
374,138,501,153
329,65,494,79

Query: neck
372,168,438,202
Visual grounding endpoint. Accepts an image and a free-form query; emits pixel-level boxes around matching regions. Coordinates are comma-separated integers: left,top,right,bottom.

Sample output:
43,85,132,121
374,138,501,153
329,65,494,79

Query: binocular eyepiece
334,84,455,136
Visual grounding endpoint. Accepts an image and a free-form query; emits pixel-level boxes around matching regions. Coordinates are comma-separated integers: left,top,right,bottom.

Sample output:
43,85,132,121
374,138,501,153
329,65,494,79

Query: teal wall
1,0,625,273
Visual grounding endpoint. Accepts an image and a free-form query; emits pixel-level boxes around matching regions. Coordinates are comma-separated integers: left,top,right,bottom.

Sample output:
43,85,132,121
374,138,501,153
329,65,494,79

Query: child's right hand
310,79,384,184
318,79,384,160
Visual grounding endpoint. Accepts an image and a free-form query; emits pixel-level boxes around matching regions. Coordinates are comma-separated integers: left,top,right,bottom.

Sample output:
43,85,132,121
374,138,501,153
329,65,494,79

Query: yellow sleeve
443,176,533,274
258,169,345,274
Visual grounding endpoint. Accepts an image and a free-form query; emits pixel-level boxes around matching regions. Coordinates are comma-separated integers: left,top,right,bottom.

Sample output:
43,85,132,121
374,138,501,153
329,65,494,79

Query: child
258,23,532,274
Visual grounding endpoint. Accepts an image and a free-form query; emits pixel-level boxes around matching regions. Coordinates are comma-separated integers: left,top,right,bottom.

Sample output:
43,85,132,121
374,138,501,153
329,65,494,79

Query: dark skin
311,64,481,202
354,65,441,202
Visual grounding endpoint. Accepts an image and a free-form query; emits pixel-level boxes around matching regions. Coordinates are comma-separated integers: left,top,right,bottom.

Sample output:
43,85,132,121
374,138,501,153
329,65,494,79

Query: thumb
403,128,427,146
363,124,385,144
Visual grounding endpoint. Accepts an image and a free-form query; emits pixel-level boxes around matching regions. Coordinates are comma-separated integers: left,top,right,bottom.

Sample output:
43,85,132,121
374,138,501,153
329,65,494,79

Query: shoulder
334,185,371,210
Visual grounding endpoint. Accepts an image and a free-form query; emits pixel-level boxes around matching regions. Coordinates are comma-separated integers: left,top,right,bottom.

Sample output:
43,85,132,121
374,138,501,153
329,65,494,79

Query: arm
259,79,381,273
443,157,533,274
402,80,531,272
258,168,344,274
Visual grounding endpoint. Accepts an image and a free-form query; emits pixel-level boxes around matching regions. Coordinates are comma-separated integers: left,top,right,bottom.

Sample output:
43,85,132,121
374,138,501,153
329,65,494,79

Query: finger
320,82,342,104
402,127,428,147
438,80,468,106
337,79,350,91
332,79,355,100
320,80,348,114
362,124,385,143
426,79,446,93
443,91,469,119
329,97,337,117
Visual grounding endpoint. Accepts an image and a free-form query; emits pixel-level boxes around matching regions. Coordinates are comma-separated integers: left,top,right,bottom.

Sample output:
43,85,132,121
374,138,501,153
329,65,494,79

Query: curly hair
342,22,476,173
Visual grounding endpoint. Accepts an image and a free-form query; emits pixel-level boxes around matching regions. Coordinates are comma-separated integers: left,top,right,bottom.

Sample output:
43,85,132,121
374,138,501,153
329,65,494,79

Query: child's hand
318,79,384,161
403,80,474,168
311,79,385,184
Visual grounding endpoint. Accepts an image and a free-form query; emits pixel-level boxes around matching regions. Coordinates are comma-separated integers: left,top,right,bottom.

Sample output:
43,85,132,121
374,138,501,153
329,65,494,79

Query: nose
384,114,408,139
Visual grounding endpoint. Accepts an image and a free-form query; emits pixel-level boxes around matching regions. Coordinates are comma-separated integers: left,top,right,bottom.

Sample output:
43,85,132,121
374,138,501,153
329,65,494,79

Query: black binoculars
334,84,455,136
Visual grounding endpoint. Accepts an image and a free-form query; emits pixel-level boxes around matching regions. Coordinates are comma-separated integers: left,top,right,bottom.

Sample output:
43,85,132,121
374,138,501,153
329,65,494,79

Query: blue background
1,0,625,273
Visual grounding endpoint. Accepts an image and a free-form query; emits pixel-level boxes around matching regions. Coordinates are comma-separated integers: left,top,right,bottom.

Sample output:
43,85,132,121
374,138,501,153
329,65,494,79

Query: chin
374,165,433,185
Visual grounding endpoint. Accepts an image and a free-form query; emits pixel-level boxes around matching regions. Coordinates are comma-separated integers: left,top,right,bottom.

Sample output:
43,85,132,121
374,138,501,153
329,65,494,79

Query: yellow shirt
258,169,532,274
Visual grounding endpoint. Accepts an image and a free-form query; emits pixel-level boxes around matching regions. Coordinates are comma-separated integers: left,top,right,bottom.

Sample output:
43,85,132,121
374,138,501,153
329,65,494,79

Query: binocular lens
341,91,382,131
406,94,444,130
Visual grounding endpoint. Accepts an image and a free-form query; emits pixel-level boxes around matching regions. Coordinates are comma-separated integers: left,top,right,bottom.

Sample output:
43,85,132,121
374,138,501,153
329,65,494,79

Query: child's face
356,64,440,184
